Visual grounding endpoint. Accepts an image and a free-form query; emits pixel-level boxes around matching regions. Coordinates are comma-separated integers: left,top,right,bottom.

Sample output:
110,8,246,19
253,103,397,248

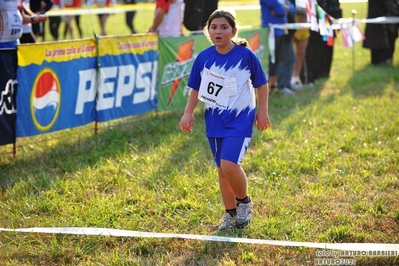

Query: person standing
29,0,53,40
260,0,297,95
300,0,341,84
386,0,399,62
88,0,115,36
148,0,184,37
0,0,47,145
201,0,218,28
63,0,83,39
124,0,137,34
183,0,218,31
363,0,399,65
65,16,83,39
290,0,310,90
98,13,109,36
179,10,270,231
48,0,63,41
19,0,37,43
0,0,47,48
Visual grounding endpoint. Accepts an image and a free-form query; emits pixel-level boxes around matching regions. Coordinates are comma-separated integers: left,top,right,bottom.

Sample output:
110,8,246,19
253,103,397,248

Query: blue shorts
208,137,251,167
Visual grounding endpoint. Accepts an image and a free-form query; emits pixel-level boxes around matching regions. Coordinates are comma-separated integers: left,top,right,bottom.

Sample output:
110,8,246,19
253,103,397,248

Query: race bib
0,10,23,42
198,68,237,110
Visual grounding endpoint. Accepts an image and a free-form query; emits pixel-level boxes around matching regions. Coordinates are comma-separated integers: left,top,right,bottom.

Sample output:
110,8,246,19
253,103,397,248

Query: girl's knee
220,159,239,175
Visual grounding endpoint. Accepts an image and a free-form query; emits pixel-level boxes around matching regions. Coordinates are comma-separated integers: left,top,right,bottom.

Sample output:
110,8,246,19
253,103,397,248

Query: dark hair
205,10,249,47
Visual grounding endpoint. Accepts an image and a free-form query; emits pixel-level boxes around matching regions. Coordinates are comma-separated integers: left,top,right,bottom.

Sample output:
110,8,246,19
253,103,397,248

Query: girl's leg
219,160,252,228
219,159,247,201
209,137,252,229
211,137,251,204
217,165,237,211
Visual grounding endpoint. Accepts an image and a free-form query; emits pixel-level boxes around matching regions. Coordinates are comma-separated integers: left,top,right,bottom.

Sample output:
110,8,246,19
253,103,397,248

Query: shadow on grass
346,62,399,98
0,77,331,193
0,110,204,192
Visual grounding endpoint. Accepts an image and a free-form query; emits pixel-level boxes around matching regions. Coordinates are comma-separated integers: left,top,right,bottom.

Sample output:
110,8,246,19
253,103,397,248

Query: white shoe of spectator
291,77,303,91
291,81,303,91
280,87,295,95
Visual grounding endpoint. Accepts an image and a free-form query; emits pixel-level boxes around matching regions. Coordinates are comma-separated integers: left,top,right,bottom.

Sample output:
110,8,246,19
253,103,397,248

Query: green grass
1,1,399,265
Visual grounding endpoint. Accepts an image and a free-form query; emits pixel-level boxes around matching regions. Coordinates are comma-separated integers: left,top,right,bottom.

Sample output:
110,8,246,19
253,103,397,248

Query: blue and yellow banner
6,27,267,142
96,34,158,122
16,39,98,137
15,34,158,137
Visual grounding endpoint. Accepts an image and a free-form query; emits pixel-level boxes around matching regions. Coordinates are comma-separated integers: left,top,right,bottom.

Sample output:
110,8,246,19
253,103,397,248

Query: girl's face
208,17,237,51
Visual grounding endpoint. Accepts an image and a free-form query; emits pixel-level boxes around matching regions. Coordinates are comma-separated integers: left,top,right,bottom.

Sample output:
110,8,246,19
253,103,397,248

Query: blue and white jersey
188,44,267,138
0,0,23,47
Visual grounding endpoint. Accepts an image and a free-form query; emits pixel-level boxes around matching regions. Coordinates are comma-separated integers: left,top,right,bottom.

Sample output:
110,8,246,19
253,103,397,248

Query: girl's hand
255,112,271,131
179,113,194,132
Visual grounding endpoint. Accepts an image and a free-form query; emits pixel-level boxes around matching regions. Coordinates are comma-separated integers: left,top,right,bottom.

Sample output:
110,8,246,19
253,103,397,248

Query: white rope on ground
1,227,399,252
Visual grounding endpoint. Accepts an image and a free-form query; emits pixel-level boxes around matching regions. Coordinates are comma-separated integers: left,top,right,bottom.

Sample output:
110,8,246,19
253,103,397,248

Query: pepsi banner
0,49,17,145
16,40,97,137
96,35,158,122
157,28,269,111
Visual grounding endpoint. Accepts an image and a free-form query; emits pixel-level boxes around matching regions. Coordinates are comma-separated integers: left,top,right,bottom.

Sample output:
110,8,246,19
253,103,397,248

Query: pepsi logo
31,68,61,132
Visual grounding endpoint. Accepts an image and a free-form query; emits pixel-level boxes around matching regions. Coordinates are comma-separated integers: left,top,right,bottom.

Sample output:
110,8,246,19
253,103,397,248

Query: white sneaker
236,202,253,229
218,213,235,231
280,88,295,95
291,77,300,84
291,80,303,91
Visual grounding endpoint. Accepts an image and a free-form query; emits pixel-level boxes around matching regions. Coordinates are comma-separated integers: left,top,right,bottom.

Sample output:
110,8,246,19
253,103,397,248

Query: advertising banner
0,49,17,146
96,34,158,122
16,39,97,137
157,28,269,111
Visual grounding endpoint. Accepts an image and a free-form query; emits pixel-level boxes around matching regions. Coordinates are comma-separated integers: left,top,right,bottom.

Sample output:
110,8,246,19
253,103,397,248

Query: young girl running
179,10,271,230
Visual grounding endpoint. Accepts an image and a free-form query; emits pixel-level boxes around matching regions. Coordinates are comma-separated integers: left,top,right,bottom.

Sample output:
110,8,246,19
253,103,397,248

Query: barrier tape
1,227,399,252
45,4,260,16
46,1,373,17
271,16,399,31
360,17,399,24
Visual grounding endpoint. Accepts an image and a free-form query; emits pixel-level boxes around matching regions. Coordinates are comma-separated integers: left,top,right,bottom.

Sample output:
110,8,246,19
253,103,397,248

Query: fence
0,28,269,153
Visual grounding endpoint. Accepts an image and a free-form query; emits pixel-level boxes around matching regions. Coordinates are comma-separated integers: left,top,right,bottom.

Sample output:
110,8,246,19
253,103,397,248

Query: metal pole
352,9,357,73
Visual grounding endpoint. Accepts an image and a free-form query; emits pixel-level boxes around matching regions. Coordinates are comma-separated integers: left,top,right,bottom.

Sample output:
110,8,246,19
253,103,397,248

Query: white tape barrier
47,5,144,16
1,227,399,252
360,17,399,24
339,0,367,2
46,2,372,17
272,16,399,31
272,22,342,31
46,4,259,16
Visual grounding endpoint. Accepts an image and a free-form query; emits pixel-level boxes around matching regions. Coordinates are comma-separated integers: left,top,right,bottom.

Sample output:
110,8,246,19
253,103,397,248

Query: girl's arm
179,89,200,132
255,83,271,131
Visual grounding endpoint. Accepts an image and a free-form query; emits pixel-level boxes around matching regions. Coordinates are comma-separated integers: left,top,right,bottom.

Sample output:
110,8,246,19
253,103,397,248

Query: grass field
1,1,399,265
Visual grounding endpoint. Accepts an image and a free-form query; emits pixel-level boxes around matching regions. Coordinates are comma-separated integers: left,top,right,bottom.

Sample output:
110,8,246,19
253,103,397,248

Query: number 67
207,82,223,96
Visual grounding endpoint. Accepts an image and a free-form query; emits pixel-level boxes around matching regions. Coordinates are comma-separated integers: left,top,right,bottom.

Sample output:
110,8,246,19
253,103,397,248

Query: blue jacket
260,0,294,36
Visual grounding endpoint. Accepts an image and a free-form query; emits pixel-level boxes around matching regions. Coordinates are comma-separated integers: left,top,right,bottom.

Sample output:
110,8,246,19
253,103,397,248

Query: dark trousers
301,31,334,84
